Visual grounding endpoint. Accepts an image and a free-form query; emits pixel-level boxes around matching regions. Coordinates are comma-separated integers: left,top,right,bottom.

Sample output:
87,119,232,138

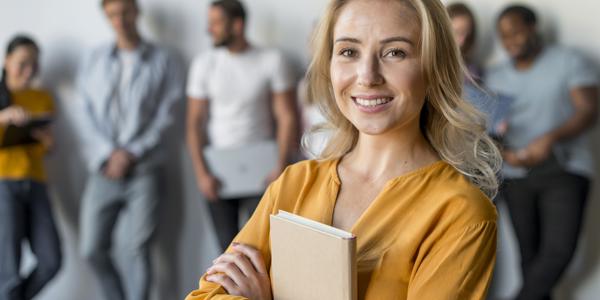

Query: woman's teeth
354,98,392,107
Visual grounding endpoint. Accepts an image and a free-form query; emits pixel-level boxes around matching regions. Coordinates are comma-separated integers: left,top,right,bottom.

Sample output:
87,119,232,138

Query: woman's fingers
205,273,240,295
232,243,268,274
212,251,257,278
205,244,272,300
208,258,248,288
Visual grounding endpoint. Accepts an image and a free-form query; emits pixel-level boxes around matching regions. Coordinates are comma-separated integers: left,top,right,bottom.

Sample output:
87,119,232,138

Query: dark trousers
0,180,62,300
207,197,260,252
502,168,589,300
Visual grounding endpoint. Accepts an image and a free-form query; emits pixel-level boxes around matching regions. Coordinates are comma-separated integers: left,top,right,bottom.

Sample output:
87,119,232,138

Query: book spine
346,238,357,300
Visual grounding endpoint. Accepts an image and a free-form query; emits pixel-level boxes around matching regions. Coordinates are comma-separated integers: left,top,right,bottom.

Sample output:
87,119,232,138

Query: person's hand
31,125,53,149
0,106,30,126
503,134,555,168
494,119,508,137
206,243,272,300
103,149,135,180
518,134,555,167
502,149,523,167
197,172,221,202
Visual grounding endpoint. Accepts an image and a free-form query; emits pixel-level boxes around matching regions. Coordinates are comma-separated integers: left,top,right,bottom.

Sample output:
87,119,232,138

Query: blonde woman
186,0,501,299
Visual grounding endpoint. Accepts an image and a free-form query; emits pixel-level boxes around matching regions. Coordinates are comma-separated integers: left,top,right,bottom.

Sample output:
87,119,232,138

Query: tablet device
0,116,53,148
204,141,278,199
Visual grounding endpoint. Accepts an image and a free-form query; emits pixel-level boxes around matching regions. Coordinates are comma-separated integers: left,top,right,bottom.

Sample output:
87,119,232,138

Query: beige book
270,210,357,300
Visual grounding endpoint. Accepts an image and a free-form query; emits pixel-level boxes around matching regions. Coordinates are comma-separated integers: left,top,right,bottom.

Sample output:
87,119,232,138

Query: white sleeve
269,51,295,93
186,53,212,100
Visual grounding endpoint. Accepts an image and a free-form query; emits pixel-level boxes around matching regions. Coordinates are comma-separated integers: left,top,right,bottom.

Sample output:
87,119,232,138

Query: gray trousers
79,169,160,300
0,180,62,300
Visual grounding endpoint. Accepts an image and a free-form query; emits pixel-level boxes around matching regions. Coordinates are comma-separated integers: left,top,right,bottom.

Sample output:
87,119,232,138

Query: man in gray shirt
75,0,183,299
487,5,598,300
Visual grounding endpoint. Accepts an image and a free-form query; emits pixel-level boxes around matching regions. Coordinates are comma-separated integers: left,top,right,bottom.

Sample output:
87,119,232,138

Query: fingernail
231,242,239,247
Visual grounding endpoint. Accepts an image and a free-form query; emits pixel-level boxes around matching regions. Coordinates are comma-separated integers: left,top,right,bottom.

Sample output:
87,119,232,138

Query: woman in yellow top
0,35,62,300
186,0,502,299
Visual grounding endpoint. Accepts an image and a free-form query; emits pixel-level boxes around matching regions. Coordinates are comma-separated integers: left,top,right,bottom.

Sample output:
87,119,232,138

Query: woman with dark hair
447,2,509,138
0,35,62,300
447,2,479,78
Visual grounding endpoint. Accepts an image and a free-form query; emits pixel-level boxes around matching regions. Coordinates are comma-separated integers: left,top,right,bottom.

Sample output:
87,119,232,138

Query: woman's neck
5,77,28,92
342,124,439,182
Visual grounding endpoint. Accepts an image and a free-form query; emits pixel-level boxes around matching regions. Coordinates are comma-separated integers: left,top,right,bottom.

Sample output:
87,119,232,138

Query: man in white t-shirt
186,0,298,251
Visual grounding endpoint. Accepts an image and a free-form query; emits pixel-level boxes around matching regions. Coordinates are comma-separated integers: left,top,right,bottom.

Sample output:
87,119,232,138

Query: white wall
0,0,598,299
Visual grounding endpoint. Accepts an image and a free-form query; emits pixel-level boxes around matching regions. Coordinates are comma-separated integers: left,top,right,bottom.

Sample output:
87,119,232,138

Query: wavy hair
305,0,502,198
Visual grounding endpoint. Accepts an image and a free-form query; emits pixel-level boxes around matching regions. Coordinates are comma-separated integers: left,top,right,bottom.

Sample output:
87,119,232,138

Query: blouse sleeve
185,178,280,300
407,220,497,300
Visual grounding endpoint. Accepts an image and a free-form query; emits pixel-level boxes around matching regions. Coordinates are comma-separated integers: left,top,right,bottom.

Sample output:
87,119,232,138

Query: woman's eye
339,48,356,57
385,49,406,58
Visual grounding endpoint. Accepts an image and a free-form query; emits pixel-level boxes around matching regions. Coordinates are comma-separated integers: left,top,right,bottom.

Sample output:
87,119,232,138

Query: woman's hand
0,106,30,126
31,125,53,149
206,243,272,300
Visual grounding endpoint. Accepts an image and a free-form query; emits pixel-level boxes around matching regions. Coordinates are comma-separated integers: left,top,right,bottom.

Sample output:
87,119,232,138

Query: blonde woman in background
186,0,501,299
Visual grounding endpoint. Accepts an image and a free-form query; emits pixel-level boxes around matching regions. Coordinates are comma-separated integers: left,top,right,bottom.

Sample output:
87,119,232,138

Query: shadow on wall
42,35,87,232
143,6,189,298
555,61,600,298
153,85,186,300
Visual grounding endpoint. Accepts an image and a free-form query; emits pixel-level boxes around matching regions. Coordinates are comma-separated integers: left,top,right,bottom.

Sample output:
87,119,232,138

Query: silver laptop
204,141,278,199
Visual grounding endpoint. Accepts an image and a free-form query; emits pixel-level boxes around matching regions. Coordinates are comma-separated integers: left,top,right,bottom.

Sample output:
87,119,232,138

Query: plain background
0,0,598,299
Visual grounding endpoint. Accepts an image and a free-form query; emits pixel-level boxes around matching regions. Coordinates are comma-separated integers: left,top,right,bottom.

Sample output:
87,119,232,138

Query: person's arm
265,51,299,183
507,85,598,167
124,54,185,159
407,220,497,299
266,89,299,183
186,98,220,201
185,176,278,300
0,106,30,126
75,52,116,172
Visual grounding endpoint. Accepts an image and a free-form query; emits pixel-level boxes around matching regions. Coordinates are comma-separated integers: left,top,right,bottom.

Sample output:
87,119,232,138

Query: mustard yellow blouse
186,159,497,300
0,89,54,182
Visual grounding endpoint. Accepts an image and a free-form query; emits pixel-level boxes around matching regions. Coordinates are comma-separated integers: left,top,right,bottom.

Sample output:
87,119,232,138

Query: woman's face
4,45,38,90
330,0,426,137
451,15,473,54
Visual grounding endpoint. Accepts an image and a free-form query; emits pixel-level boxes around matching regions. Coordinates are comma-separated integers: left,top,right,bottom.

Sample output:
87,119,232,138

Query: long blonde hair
305,0,502,198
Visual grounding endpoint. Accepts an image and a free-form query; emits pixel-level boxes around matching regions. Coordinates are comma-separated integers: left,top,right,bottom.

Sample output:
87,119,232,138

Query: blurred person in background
0,35,62,300
186,0,298,252
296,21,330,159
447,2,508,138
487,4,599,300
447,2,481,80
75,0,184,299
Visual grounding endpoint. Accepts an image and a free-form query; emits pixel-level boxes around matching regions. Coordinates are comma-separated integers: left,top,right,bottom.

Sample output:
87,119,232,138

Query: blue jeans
0,180,62,300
